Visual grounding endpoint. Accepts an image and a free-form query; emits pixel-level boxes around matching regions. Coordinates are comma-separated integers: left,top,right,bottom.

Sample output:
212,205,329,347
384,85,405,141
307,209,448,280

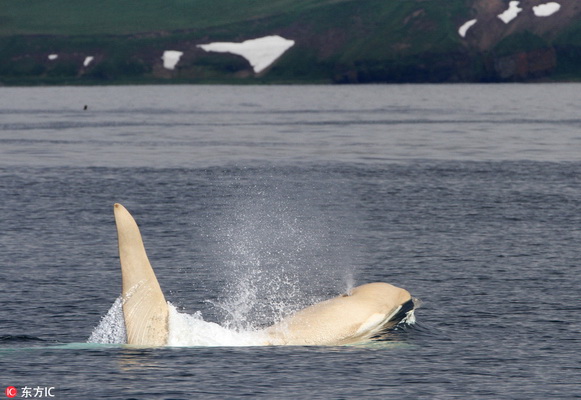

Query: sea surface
0,84,580,399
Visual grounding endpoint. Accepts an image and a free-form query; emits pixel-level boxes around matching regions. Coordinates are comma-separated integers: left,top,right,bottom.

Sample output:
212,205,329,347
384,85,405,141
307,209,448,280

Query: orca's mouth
390,298,415,325
368,298,416,341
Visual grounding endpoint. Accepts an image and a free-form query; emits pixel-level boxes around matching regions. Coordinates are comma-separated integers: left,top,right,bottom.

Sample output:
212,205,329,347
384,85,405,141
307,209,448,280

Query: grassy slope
0,0,353,36
3,0,578,83
267,0,472,82
553,18,581,80
0,0,474,83
0,0,468,45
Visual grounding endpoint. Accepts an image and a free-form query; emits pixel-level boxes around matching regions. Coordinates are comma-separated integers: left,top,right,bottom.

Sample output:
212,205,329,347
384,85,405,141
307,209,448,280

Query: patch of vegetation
0,0,353,36
493,32,549,56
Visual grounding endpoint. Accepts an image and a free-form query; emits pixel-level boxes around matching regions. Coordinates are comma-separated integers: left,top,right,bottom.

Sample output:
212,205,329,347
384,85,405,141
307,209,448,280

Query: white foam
458,19,477,38
402,309,416,325
198,35,295,73
167,304,268,347
83,56,94,67
48,54,58,61
498,1,522,24
88,299,268,346
533,2,561,17
162,50,184,70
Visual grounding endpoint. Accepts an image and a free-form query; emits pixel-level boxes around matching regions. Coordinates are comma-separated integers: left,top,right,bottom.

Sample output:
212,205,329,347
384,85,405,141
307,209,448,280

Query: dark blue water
1,85,580,399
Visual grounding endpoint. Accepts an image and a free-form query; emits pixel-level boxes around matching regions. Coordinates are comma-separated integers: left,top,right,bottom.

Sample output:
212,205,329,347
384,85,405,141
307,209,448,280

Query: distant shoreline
2,0,580,85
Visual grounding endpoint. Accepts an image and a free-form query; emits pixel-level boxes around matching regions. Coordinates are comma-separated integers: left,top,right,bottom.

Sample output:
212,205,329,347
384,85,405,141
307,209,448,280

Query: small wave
0,334,49,343
0,335,60,349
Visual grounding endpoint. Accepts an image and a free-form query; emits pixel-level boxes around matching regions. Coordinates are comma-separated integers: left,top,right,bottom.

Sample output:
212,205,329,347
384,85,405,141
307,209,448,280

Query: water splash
87,296,126,344
208,176,358,330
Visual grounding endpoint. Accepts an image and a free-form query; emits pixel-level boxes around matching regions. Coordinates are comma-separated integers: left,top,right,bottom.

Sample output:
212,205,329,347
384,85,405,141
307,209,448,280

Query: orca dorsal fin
114,203,168,346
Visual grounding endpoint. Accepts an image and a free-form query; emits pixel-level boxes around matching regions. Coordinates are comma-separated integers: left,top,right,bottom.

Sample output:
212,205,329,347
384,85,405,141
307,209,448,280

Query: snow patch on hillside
83,56,94,67
458,19,477,38
498,1,522,24
162,51,183,70
198,35,295,73
533,2,561,17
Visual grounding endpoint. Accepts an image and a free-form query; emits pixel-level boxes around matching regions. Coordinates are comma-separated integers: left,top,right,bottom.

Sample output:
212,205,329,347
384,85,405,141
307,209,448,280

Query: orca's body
113,203,415,346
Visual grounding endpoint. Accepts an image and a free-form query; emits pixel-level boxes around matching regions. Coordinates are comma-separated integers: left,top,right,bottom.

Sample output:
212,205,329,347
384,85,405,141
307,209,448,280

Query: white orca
113,203,415,346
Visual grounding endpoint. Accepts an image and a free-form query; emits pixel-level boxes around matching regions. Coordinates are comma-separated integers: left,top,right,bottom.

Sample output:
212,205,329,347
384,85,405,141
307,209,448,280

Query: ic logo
5,386,17,398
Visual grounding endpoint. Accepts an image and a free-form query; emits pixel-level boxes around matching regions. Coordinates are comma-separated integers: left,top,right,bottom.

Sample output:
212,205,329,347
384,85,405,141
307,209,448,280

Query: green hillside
0,0,580,84
0,0,350,36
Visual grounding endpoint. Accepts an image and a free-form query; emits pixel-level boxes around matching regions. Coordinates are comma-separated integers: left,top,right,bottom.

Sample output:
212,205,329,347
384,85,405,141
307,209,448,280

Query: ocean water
0,84,580,399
